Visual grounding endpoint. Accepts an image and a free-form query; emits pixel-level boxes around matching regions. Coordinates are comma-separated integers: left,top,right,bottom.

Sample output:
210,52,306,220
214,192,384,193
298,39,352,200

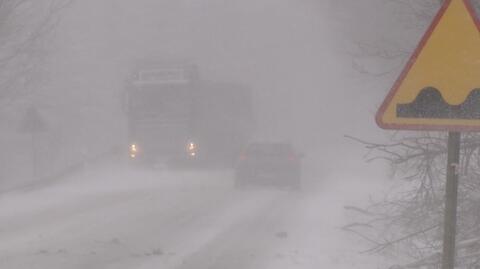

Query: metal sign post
442,132,460,269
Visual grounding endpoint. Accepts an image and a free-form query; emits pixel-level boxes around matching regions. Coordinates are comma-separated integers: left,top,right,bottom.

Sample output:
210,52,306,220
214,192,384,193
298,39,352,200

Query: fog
0,0,409,268
51,0,384,170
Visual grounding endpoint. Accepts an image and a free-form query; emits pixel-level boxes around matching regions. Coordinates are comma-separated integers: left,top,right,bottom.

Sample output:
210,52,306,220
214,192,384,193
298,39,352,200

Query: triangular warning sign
376,0,480,131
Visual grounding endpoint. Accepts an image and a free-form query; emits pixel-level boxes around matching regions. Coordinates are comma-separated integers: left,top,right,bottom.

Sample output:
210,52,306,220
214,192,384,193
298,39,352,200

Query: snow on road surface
0,163,390,268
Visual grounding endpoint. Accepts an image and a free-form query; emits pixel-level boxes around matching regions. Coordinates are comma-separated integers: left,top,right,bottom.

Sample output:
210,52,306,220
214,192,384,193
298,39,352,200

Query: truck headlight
130,144,138,158
187,142,198,157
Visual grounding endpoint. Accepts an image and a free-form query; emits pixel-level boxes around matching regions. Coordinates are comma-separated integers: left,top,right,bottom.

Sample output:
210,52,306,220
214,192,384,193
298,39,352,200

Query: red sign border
375,0,480,132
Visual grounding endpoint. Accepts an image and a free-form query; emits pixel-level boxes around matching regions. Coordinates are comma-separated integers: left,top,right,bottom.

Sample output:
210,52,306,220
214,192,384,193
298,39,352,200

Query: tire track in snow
0,168,237,268
97,189,293,269
171,190,304,269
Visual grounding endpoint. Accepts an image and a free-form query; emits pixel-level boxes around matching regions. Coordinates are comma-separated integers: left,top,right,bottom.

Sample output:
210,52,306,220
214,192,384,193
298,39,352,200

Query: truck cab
125,63,254,168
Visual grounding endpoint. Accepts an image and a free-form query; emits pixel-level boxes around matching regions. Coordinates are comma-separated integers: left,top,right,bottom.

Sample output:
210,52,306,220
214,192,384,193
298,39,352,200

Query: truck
124,63,254,168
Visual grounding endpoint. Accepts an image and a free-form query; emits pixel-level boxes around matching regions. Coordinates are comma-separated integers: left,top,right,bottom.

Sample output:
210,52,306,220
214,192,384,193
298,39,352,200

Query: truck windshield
129,86,191,119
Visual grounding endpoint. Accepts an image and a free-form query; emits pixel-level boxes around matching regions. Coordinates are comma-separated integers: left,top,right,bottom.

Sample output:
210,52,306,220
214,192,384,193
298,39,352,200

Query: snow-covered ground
0,162,391,268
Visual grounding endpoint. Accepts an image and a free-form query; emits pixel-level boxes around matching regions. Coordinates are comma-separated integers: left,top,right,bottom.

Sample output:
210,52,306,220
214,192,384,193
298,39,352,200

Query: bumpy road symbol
376,0,480,131
397,88,480,120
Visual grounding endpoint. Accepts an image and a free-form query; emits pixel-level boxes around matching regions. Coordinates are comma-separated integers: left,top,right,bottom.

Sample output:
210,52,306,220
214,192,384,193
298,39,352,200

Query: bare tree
346,133,480,268
335,0,480,267
0,0,72,105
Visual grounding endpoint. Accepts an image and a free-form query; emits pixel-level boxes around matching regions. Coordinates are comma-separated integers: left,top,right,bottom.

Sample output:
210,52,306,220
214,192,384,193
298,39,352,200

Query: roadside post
18,106,47,179
375,1,480,268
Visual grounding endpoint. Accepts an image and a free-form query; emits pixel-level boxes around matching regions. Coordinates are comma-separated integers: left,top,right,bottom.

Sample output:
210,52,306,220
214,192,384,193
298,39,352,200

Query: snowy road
0,163,388,268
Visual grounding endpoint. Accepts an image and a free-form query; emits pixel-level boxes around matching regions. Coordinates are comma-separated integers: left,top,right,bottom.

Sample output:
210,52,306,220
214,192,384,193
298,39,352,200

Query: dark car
234,142,302,189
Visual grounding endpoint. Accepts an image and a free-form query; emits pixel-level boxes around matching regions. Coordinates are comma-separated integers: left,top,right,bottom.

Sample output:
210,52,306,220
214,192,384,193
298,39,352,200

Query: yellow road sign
376,0,480,131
